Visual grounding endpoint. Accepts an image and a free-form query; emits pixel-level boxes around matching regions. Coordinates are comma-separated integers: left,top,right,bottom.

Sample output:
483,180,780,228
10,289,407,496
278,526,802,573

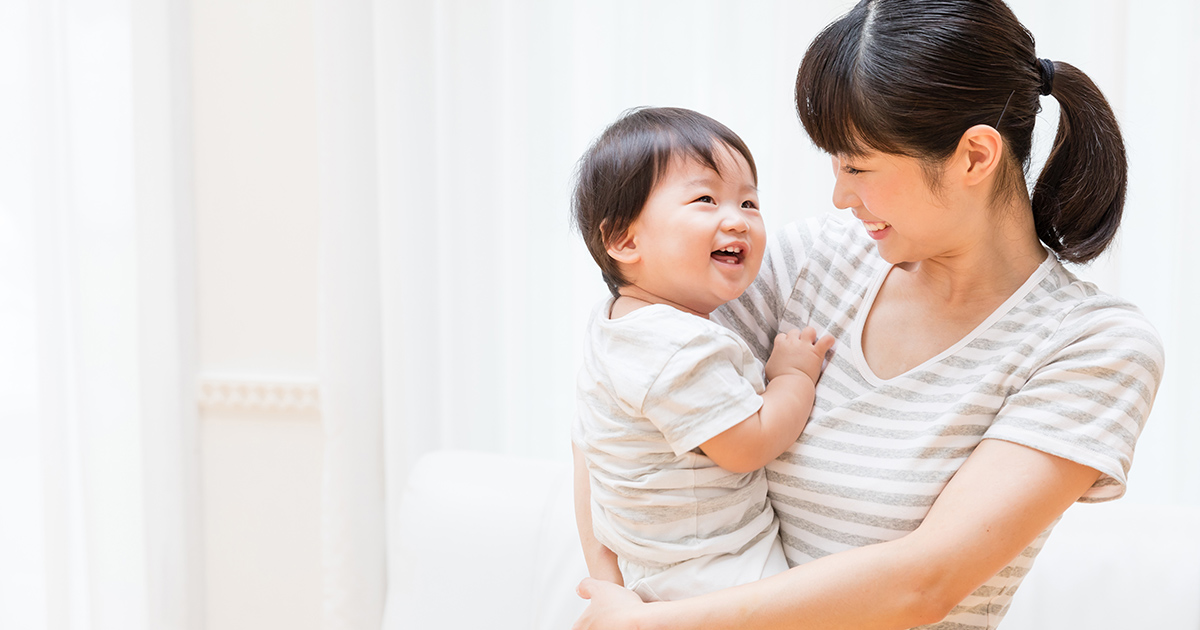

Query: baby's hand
764,327,835,384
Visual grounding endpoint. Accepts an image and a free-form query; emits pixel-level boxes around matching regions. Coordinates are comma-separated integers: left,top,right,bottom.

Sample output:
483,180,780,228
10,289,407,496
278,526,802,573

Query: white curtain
315,0,1200,628
371,0,850,481
316,0,386,628
1012,0,1200,507
0,0,201,628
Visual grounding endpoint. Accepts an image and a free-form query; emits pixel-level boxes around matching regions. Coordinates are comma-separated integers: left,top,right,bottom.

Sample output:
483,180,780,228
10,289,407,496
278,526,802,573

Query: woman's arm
574,439,1101,630
572,442,623,585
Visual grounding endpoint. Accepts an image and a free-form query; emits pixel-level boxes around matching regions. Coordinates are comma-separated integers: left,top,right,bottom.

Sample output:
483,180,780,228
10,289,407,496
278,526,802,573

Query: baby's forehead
660,147,756,188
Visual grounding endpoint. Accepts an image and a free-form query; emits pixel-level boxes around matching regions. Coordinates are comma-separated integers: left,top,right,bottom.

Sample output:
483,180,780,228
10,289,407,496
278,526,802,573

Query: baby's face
619,146,765,316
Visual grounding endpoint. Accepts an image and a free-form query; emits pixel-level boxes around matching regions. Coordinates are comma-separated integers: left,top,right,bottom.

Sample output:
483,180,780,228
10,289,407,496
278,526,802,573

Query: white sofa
388,450,1200,630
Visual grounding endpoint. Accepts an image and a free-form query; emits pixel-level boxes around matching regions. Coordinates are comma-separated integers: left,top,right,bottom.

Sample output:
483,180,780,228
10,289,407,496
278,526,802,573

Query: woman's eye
844,166,864,175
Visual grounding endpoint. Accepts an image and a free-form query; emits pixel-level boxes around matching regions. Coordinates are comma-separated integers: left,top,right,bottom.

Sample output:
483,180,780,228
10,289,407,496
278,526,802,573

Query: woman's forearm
577,440,1102,630
638,536,945,630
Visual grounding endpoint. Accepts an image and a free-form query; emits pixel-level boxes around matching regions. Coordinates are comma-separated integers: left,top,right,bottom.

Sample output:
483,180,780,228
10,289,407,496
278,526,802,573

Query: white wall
192,0,323,628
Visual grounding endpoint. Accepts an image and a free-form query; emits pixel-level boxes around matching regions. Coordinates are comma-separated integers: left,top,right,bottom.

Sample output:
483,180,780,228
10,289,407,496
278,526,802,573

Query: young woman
571,1,1164,629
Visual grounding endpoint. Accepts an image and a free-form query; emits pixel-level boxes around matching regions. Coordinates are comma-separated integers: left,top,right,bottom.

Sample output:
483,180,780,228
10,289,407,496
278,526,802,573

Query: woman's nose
831,173,859,211
829,156,859,211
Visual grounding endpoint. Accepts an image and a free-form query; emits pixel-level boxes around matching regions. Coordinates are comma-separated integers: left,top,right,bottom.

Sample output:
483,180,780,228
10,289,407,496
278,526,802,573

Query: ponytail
796,0,1129,265
1032,61,1127,264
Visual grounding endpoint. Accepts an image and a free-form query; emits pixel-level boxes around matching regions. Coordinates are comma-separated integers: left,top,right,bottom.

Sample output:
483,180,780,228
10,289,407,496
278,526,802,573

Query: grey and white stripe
714,214,1165,629
574,300,779,576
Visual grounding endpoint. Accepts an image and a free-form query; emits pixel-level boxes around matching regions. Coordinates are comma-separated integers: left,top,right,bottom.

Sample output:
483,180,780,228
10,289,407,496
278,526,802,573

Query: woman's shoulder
767,212,882,282
1027,261,1165,373
984,260,1165,503
1037,261,1158,326
773,212,868,254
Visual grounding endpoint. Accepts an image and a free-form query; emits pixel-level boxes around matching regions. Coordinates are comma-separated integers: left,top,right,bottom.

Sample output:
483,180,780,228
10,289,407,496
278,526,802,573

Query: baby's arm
572,443,623,585
700,327,834,473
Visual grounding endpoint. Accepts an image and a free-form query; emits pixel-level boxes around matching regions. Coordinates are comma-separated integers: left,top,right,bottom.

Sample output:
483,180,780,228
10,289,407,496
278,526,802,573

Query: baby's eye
694,195,715,204
741,200,759,210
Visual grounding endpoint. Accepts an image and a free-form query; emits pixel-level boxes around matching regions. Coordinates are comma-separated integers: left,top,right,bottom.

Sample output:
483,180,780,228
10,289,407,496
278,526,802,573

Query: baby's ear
604,220,640,264
606,232,639,264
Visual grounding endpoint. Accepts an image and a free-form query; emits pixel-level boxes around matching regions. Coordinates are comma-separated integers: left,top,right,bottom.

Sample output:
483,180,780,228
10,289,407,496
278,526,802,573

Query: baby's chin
707,288,752,312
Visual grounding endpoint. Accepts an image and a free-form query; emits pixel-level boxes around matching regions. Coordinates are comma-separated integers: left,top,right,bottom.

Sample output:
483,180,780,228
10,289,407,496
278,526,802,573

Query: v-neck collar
850,250,1057,386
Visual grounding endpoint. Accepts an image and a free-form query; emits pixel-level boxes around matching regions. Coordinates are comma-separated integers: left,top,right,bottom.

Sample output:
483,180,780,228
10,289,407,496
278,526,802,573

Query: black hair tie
1037,58,1055,96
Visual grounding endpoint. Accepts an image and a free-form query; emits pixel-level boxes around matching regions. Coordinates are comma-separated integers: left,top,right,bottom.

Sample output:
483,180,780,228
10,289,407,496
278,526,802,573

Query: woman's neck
901,243,1046,307
898,200,1047,308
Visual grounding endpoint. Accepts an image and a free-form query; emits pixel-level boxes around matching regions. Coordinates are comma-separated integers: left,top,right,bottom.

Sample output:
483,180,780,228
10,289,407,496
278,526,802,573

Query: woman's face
830,152,966,265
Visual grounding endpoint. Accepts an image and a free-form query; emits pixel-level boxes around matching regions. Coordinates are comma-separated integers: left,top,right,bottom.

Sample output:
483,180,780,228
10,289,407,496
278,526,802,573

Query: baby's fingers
815,334,836,356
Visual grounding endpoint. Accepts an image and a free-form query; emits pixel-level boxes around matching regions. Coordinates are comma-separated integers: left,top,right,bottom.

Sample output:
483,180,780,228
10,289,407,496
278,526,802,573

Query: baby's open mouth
711,246,745,265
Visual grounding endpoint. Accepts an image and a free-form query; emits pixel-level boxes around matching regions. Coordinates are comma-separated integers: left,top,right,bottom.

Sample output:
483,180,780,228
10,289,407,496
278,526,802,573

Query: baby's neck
610,288,712,320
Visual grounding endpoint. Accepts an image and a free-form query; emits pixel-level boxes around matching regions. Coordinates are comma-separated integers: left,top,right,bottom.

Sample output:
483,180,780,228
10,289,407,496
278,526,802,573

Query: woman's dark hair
796,0,1126,264
572,107,758,296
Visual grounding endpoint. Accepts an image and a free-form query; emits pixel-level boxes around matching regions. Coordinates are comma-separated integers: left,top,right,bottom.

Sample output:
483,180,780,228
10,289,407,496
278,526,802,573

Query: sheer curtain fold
315,2,1199,628
0,0,201,628
314,1,386,629
1111,0,1199,504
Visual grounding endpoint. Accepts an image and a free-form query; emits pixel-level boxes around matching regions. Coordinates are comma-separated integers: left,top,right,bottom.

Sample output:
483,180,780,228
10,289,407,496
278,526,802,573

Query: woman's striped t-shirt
713,213,1165,630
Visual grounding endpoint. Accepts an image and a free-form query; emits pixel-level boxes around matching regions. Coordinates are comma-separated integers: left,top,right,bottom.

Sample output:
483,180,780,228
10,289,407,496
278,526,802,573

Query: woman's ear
955,124,1005,187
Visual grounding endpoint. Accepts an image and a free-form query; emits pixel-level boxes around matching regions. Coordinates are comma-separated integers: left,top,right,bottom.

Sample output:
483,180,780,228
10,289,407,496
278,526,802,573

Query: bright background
0,0,1196,628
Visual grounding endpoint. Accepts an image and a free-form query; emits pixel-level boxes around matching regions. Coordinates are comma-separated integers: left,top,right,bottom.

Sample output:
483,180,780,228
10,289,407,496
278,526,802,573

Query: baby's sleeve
985,298,1165,501
640,330,765,457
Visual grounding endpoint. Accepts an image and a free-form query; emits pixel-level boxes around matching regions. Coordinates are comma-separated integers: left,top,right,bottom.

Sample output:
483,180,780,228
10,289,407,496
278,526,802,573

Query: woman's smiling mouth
863,221,891,240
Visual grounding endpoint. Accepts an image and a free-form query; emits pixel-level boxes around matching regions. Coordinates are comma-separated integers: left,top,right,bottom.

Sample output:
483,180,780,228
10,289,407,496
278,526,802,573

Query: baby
571,107,833,602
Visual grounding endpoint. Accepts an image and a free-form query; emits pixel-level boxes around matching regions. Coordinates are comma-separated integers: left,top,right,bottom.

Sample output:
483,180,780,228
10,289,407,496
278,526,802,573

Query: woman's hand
573,577,647,630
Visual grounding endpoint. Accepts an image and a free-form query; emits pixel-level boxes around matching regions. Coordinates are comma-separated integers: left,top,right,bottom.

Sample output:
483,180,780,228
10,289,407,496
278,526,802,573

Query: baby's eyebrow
682,177,758,193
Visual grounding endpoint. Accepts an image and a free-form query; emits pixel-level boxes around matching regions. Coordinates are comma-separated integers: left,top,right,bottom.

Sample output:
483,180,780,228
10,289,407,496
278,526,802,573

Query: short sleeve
640,330,765,457
985,298,1165,502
